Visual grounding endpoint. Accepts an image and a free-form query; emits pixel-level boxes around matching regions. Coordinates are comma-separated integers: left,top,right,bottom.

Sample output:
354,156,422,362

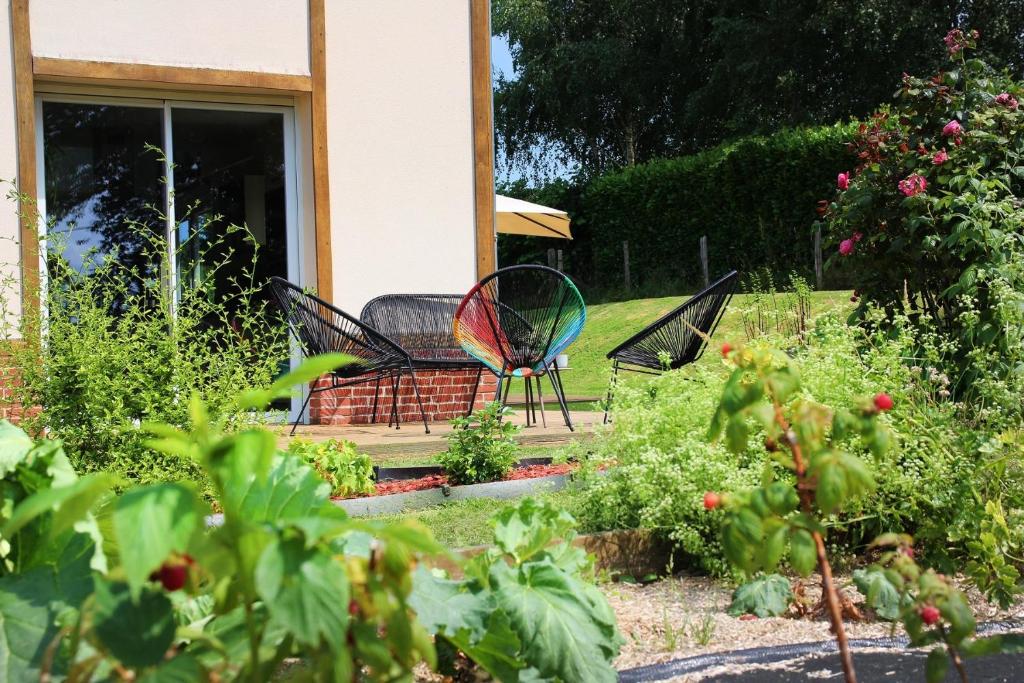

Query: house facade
0,0,498,425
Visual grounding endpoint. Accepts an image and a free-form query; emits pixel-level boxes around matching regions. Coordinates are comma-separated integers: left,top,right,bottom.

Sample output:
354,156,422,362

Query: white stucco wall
0,8,22,327
30,0,311,75
325,0,478,313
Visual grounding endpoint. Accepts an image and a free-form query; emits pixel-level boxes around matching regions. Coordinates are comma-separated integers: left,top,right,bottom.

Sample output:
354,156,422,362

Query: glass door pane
41,102,164,292
170,107,289,307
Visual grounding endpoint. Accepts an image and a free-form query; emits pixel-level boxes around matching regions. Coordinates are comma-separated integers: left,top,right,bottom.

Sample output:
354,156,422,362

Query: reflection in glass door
37,96,301,414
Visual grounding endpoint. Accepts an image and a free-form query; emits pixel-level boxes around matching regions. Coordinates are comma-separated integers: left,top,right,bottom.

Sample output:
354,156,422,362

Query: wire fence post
547,248,556,268
556,248,564,272
814,227,824,290
623,241,631,291
699,235,709,288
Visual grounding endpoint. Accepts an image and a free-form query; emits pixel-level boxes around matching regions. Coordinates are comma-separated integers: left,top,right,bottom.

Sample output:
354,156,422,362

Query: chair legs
290,386,317,437
548,364,574,432
465,366,483,416
406,364,431,434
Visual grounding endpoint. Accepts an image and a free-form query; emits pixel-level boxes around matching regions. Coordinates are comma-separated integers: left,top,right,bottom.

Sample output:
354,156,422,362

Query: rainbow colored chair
454,265,586,430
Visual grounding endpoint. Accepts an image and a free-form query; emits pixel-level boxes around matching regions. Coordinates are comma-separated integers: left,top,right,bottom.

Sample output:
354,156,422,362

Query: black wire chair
454,265,586,430
269,277,431,435
361,294,486,415
603,270,739,423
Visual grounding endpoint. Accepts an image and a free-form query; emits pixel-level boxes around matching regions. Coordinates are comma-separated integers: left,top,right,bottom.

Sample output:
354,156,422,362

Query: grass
368,488,582,548
561,290,853,399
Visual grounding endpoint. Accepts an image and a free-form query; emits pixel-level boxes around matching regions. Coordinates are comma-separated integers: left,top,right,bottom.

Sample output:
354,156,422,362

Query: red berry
721,342,732,357
920,605,941,626
703,492,721,510
874,393,894,411
349,599,360,617
850,295,859,303
157,562,188,592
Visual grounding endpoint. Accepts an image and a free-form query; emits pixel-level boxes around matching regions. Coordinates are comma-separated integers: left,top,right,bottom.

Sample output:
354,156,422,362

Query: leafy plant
868,533,1024,683
438,401,521,485
740,270,813,342
0,356,442,681
410,497,624,682
820,31,1024,411
286,437,375,497
728,574,793,618
0,187,289,488
707,340,892,682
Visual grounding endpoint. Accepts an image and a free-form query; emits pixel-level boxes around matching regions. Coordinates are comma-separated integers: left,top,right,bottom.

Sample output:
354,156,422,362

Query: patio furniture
269,277,431,435
603,270,739,423
360,294,486,415
454,265,586,430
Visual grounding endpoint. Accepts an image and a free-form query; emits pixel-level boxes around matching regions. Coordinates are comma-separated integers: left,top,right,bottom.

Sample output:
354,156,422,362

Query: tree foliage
494,0,1024,179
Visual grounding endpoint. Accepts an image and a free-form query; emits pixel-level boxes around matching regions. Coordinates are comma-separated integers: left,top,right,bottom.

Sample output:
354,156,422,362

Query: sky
491,35,516,81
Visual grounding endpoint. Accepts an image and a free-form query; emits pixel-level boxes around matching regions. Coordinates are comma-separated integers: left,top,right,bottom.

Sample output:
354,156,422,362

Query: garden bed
603,573,1024,680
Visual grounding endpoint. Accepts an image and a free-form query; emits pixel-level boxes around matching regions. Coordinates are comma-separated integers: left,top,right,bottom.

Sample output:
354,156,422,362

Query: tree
493,0,714,178
494,0,1024,180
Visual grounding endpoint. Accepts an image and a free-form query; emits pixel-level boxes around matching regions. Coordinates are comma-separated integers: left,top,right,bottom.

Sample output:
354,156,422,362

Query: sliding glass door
38,96,301,413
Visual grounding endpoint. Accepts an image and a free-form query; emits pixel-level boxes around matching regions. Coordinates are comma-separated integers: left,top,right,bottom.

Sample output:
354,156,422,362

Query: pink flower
932,149,949,165
898,174,928,197
839,239,855,256
944,29,964,54
942,120,962,137
837,172,850,191
996,92,1019,110
852,232,864,243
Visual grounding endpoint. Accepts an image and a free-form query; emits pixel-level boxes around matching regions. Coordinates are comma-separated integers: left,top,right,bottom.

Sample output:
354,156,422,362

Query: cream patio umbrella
495,194,572,239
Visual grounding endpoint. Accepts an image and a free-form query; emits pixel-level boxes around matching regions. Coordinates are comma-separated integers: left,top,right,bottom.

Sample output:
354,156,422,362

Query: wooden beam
470,0,496,278
33,57,313,93
309,0,333,302
11,0,38,313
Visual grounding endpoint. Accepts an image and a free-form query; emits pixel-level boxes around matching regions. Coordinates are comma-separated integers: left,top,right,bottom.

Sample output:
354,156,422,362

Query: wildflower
839,239,855,256
932,149,949,165
898,174,927,197
942,120,962,137
837,172,850,191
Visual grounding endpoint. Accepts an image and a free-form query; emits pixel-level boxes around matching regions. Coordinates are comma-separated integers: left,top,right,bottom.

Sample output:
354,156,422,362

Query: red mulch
342,462,577,499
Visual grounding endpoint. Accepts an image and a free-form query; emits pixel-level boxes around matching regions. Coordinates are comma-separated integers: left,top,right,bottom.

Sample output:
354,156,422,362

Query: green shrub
438,402,520,485
286,437,375,497
0,207,288,489
819,34,1024,416
500,124,855,299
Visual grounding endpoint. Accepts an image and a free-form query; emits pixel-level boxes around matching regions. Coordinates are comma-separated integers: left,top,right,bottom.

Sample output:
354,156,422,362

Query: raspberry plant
708,342,892,683
868,533,1024,683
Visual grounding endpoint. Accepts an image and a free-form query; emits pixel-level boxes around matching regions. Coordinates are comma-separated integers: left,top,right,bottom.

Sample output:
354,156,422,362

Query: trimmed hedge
500,124,857,299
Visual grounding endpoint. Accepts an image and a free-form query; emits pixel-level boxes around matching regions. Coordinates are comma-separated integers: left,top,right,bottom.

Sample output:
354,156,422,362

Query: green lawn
558,290,853,400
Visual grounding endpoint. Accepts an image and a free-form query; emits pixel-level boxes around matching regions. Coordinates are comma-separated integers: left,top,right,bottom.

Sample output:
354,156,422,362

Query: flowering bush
818,31,1024,410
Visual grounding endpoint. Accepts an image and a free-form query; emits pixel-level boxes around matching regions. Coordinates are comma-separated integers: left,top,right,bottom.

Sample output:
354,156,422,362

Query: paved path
275,409,600,460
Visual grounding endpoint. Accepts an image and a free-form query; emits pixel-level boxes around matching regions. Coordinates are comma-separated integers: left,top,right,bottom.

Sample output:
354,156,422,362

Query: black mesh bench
604,270,738,422
361,294,486,413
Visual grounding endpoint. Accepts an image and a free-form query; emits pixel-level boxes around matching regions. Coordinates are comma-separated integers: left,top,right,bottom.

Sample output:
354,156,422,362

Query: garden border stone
372,456,553,482
335,472,569,516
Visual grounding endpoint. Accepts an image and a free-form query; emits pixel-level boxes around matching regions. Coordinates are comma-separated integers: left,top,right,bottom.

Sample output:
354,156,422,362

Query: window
38,97,299,306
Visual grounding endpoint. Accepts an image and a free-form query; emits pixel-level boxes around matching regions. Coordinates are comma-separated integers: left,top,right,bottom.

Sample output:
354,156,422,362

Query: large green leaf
0,535,96,680
492,498,576,563
408,566,491,637
254,536,349,649
114,483,203,598
490,559,619,683
138,654,206,683
0,420,33,477
3,472,118,539
448,610,526,683
224,454,332,525
93,580,176,669
852,567,903,621
728,574,793,617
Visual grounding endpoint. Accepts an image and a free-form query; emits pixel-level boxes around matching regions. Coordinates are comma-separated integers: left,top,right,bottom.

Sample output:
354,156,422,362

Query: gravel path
603,573,1024,673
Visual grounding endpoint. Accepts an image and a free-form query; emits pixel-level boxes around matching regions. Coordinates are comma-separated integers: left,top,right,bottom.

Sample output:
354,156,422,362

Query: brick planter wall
309,369,498,426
